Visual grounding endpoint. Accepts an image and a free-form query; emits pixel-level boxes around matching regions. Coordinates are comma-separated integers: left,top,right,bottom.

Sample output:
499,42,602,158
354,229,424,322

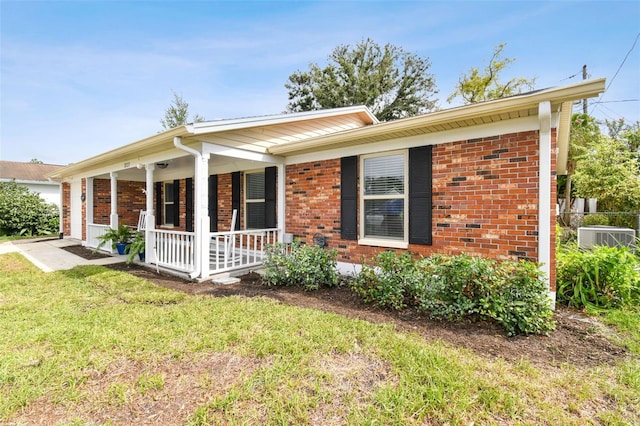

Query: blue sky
1,0,639,165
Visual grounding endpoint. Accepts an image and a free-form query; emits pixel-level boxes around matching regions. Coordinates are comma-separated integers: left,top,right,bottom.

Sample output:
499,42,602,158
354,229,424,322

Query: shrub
263,242,338,290
415,254,491,319
352,251,555,335
0,181,59,236
557,244,640,309
351,251,420,310
476,260,555,336
581,214,610,227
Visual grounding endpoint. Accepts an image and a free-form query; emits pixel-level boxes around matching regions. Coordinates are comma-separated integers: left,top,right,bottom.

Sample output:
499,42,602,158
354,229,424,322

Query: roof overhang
48,106,377,179
268,78,606,157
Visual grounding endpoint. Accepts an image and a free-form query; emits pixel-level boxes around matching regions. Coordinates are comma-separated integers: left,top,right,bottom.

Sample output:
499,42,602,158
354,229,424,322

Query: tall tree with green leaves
573,133,640,217
160,91,205,130
447,43,535,104
285,38,438,121
606,118,640,161
560,113,602,224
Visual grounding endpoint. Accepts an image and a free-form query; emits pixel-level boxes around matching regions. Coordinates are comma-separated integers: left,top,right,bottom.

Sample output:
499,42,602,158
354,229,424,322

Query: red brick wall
216,173,238,230
91,179,146,228
285,131,557,290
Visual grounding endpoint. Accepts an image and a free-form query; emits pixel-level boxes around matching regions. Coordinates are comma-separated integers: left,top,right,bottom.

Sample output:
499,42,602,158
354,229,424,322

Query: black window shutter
340,156,358,240
155,182,162,226
185,178,193,232
173,179,180,227
265,166,277,228
409,146,433,245
231,171,241,230
208,175,218,232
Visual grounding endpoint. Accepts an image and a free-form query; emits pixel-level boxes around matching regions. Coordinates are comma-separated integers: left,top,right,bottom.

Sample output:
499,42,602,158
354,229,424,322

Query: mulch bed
61,244,113,260
103,262,630,369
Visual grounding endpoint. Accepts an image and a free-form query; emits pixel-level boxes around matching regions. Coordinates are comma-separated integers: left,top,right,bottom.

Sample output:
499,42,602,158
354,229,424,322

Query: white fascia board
189,106,378,135
285,115,541,165
202,142,285,164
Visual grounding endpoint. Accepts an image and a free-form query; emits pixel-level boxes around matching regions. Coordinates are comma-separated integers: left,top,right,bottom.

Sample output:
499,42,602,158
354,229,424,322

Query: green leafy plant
95,224,132,252
0,180,59,237
557,244,640,309
126,231,145,264
475,260,555,336
581,214,610,227
352,251,555,335
416,254,489,319
263,242,338,290
351,251,420,310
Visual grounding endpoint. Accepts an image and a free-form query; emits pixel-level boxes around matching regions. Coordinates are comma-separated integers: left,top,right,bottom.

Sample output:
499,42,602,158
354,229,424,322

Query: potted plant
126,231,145,263
95,224,132,255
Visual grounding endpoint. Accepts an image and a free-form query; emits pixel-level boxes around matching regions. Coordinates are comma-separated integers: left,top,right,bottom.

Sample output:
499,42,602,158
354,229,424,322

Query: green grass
1,252,639,425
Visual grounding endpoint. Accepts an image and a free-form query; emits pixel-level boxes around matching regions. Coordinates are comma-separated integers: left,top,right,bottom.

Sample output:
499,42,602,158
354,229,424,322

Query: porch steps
212,276,241,285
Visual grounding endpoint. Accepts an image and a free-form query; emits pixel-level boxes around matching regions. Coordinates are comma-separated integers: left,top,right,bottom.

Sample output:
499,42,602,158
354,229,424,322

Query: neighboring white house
0,160,64,206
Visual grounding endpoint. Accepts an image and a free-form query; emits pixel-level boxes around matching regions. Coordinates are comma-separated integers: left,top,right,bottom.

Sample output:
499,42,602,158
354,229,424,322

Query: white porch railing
152,229,195,272
209,228,279,274
87,223,111,251
86,223,278,278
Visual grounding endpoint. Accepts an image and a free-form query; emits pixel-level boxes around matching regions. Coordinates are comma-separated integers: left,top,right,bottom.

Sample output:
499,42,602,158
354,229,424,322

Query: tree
0,181,59,236
285,38,438,121
447,43,535,104
160,91,205,130
29,158,43,164
572,135,640,217
606,118,640,159
560,114,602,225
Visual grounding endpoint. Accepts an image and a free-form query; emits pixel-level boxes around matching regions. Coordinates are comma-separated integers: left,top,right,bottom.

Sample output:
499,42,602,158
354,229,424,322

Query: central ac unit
577,226,636,250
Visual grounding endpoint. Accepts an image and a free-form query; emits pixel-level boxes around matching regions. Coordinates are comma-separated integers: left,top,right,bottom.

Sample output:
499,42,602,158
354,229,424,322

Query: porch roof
48,106,377,179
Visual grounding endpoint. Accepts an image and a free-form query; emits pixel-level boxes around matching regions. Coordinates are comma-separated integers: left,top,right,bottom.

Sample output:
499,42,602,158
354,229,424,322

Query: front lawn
1,252,638,425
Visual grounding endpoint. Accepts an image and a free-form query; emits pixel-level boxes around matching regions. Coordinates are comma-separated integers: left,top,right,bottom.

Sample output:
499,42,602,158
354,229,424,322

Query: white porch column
277,163,285,242
197,154,211,278
538,101,554,309
145,164,156,264
109,172,118,230
85,177,94,238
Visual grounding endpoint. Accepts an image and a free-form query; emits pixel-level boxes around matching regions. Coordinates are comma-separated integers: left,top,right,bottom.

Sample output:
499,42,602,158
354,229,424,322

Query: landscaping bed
107,262,628,368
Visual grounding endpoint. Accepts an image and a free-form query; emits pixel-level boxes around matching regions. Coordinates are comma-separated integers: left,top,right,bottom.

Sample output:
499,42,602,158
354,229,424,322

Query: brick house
49,79,605,303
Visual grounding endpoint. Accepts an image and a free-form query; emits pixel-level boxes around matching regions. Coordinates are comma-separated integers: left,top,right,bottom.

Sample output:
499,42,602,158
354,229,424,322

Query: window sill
358,238,408,249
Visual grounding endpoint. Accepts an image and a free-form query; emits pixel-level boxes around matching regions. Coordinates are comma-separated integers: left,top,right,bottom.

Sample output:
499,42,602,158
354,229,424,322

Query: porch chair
210,209,242,268
137,210,146,231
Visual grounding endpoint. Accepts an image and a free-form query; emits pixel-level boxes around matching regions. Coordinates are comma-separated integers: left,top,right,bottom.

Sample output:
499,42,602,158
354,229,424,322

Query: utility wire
590,32,640,115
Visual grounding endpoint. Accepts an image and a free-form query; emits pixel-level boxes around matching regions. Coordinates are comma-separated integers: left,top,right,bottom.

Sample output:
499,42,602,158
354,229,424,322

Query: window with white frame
245,171,265,229
163,182,175,226
361,151,407,241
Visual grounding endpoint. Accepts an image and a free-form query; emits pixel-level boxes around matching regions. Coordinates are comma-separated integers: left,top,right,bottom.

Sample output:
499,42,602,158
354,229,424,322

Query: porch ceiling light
156,162,169,169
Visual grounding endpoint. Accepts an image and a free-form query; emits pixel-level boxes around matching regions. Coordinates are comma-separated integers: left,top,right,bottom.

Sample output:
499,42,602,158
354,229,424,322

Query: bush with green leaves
475,260,555,336
581,213,610,227
351,251,421,310
352,251,555,335
263,242,339,290
0,181,59,237
416,254,491,319
557,244,640,309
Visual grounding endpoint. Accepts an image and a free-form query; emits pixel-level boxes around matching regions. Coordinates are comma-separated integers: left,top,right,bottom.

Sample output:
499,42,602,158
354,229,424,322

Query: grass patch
1,252,638,424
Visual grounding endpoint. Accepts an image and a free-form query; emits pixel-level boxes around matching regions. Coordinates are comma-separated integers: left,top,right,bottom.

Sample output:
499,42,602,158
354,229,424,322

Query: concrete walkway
0,237,125,272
